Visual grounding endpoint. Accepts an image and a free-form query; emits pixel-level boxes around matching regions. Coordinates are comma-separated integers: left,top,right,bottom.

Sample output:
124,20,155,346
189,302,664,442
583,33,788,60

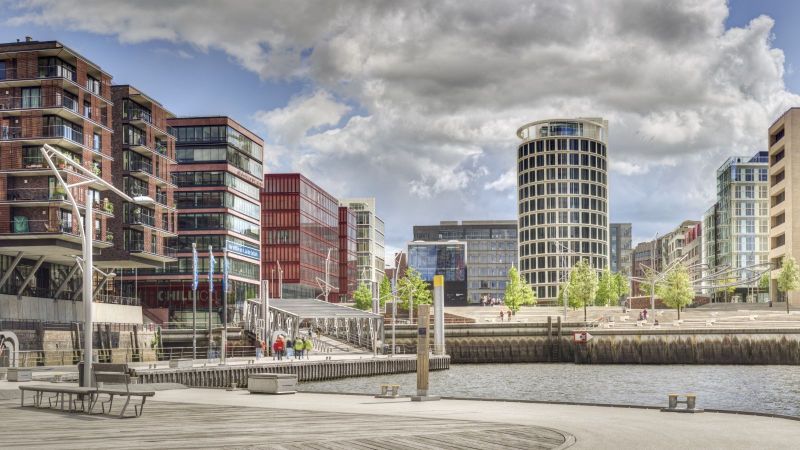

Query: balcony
0,217,113,255
126,107,152,125
125,159,153,181
126,239,177,262
1,124,85,151
0,93,79,114
156,191,169,207
0,65,110,102
125,210,156,227
4,187,68,204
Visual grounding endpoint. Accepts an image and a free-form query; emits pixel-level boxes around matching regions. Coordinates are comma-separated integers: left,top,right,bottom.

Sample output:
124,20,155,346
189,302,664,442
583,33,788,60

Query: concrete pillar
433,275,445,356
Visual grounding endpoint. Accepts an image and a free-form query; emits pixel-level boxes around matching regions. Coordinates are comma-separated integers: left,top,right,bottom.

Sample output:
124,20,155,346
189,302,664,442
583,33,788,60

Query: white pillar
262,280,270,347
82,189,93,387
433,275,445,355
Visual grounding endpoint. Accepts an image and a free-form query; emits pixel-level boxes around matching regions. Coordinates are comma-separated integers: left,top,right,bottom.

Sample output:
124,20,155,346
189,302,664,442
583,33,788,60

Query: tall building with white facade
339,198,385,294
516,118,609,303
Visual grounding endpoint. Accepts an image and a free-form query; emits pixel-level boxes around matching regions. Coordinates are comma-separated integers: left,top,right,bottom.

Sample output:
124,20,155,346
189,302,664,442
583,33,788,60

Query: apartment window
773,191,786,207
773,212,786,228
774,234,786,249
37,57,76,81
772,149,785,165
84,101,92,118
21,87,41,108
772,170,785,186
123,125,146,146
86,76,101,95
93,133,101,151
771,127,785,146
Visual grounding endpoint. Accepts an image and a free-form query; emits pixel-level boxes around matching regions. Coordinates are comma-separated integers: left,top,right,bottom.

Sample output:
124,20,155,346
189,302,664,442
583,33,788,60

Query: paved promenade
1,382,798,449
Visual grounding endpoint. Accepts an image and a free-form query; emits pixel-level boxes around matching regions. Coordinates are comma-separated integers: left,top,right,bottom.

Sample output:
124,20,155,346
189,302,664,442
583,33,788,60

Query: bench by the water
376,384,400,398
19,363,155,418
662,393,703,413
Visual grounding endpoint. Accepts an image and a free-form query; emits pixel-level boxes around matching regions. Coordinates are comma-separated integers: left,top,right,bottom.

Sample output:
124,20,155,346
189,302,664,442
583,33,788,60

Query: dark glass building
410,220,517,305
407,241,467,306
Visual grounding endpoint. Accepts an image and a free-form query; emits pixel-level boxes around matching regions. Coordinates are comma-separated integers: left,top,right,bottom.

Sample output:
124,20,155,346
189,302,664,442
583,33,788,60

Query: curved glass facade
516,118,609,303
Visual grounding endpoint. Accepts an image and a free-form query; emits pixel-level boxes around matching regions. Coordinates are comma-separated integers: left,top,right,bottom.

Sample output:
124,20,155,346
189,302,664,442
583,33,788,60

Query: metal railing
0,94,79,113
125,108,152,124
125,159,153,174
95,295,141,306
124,211,156,227
5,187,65,202
1,218,73,234
0,124,84,145
125,239,177,258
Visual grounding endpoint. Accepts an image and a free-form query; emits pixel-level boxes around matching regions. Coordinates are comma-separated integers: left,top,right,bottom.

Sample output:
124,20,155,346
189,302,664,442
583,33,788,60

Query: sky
1,0,799,260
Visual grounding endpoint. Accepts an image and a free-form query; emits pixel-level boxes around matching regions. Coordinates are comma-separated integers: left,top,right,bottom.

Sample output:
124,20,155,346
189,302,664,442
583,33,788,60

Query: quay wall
132,356,450,388
392,324,800,364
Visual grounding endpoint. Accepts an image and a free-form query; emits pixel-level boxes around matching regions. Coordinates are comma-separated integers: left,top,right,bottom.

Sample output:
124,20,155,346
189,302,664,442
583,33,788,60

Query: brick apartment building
261,173,357,302
0,39,119,302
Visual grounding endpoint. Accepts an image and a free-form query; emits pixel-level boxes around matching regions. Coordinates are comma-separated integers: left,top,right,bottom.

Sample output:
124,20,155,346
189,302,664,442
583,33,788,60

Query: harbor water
300,363,800,417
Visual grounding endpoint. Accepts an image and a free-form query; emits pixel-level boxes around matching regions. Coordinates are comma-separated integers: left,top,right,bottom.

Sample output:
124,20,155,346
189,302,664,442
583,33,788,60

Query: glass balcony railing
3,218,73,234
6,187,67,202
126,239,177,258
125,159,153,174
124,136,147,147
125,108,152,124
0,125,84,145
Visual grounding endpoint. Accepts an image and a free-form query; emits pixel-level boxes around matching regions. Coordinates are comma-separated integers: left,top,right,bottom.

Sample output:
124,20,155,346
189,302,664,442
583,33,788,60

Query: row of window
177,213,259,240
519,152,606,172
521,241,608,258
519,211,608,229
143,256,259,280
174,126,263,162
171,234,260,259
521,224,608,242
175,145,262,179
172,170,260,201
174,191,260,219
520,196,607,215
517,138,607,158
413,228,517,240
519,167,607,186
519,181,607,200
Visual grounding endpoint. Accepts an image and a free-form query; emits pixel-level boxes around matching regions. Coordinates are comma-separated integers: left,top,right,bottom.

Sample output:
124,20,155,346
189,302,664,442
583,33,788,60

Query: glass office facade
407,242,467,306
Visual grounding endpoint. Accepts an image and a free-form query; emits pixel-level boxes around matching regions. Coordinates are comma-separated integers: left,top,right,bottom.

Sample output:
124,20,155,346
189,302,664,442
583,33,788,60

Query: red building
261,174,356,302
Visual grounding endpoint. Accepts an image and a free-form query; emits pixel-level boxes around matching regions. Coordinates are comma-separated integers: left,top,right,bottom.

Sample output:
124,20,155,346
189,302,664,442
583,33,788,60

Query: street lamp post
40,144,153,387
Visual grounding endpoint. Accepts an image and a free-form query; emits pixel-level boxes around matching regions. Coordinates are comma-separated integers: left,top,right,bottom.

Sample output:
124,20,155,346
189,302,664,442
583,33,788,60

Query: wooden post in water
411,304,439,401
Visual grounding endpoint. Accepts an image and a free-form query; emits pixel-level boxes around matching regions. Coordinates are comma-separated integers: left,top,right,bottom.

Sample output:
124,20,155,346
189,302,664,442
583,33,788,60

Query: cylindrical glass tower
516,118,609,304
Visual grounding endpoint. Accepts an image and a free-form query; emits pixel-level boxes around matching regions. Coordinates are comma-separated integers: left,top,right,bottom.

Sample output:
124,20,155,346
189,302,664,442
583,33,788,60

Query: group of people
498,309,515,322
481,297,502,307
269,335,313,361
638,308,649,321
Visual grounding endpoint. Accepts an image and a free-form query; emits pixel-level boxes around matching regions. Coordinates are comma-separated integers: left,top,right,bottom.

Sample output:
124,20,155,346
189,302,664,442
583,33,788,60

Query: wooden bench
90,368,155,418
662,393,703,413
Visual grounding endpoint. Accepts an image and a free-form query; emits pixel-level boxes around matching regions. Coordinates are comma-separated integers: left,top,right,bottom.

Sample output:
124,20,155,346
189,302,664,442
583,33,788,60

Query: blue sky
1,1,798,255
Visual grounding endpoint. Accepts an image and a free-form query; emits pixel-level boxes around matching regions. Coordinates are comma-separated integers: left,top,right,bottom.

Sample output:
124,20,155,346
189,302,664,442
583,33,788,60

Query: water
300,364,800,417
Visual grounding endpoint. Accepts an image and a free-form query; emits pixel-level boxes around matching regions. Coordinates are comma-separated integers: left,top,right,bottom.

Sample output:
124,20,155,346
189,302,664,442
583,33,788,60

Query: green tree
353,281,373,311
612,272,631,306
379,276,392,308
595,269,614,306
777,256,800,313
397,268,432,311
759,272,770,290
656,264,694,319
504,266,537,313
567,259,598,322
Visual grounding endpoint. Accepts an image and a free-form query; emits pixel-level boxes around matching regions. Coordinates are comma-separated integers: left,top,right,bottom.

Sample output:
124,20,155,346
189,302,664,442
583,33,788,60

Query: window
84,101,92,118
86,76,101,95
38,57,76,81
21,87,40,108
93,133,101,151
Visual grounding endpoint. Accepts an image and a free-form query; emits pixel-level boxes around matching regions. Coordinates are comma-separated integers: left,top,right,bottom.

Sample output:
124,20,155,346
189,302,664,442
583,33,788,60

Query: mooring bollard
662,393,702,413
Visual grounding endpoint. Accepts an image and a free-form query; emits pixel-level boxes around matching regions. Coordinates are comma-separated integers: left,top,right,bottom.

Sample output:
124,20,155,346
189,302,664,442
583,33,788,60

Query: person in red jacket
273,336,285,361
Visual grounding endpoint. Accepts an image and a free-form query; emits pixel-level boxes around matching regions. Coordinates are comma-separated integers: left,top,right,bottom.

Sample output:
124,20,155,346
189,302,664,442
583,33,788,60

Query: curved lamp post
40,144,153,387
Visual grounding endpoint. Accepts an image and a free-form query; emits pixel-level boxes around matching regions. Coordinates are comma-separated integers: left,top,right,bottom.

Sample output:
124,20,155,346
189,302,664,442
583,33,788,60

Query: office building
702,152,769,300
411,220,517,305
407,240,467,305
516,118,609,302
0,39,120,306
609,223,632,276
134,117,263,323
631,241,655,295
97,85,177,269
339,198,385,294
768,108,800,305
261,173,354,302
338,206,357,301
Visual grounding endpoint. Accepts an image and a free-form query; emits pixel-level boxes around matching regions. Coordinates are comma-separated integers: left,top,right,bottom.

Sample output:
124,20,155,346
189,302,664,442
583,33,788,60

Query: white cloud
9,0,800,247
254,90,351,145
484,169,517,192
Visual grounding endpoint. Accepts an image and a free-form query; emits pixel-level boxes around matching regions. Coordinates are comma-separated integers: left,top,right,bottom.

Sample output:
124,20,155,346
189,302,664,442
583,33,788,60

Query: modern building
133,117,264,324
609,223,632,276
407,240,467,305
338,206,357,302
97,85,177,270
516,118,609,303
683,222,703,284
657,220,701,270
339,198,385,295
702,152,769,301
768,108,800,305
631,241,655,295
261,173,351,302
0,39,119,304
411,220,518,305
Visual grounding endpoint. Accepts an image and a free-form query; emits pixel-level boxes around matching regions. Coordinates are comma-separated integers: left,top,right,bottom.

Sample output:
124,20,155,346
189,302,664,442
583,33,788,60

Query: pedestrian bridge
242,299,384,351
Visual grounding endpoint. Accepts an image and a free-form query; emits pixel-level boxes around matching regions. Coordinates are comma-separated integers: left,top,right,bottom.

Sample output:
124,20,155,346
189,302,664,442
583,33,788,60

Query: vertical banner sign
223,250,229,294
208,246,215,295
192,243,199,291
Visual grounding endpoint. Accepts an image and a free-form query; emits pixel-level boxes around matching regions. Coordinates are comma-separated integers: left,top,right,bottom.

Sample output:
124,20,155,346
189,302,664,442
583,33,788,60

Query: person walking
294,338,304,359
304,337,313,359
286,338,294,359
255,338,262,360
273,337,284,361
261,338,268,360
499,310,504,322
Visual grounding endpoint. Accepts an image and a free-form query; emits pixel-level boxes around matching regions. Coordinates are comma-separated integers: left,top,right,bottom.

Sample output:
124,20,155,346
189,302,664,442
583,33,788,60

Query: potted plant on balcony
56,158,67,170
102,198,114,213
51,184,67,200
92,163,101,176
105,231,114,243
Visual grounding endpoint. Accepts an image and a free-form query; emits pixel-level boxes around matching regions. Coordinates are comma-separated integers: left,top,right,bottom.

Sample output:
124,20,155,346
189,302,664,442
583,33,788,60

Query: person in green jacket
294,338,304,359
304,337,313,359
